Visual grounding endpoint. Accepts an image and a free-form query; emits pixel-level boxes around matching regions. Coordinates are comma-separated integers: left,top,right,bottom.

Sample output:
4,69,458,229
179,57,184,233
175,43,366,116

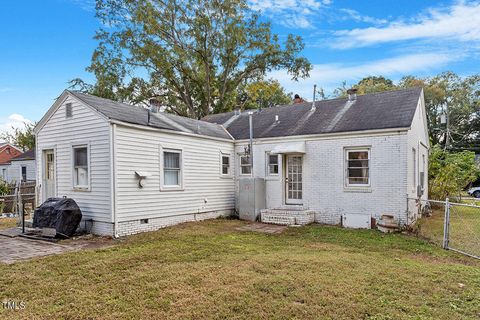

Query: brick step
261,214,296,226
260,209,315,226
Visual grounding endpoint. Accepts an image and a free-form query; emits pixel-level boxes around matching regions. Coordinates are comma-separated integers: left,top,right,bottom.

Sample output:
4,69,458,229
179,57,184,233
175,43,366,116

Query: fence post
443,198,450,249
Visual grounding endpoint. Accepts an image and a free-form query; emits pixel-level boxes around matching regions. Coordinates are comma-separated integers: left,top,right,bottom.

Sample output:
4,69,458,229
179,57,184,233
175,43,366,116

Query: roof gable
68,91,232,140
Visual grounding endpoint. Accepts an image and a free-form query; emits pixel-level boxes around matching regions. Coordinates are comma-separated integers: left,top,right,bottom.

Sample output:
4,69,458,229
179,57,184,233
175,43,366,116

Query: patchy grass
0,218,16,230
0,220,479,319
419,205,480,257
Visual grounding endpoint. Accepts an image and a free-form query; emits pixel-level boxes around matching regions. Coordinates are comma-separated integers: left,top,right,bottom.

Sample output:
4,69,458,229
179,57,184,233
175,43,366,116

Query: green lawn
1,219,479,319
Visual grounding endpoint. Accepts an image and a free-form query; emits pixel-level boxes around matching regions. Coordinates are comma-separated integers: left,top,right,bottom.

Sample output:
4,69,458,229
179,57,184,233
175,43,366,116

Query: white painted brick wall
236,131,410,226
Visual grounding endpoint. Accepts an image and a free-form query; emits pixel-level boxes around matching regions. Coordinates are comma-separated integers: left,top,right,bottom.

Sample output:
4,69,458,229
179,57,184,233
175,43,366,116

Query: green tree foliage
0,178,9,196
400,72,480,148
0,122,35,151
334,76,396,97
237,79,292,110
72,0,311,119
428,145,479,200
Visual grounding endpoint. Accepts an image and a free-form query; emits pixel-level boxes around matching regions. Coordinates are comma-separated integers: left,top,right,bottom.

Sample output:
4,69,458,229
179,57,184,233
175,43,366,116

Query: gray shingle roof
11,149,35,161
202,87,422,140
69,91,232,140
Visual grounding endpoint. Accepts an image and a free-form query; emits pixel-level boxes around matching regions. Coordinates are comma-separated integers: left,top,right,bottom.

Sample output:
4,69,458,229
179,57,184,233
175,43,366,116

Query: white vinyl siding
113,124,235,222
36,95,111,222
2,160,36,183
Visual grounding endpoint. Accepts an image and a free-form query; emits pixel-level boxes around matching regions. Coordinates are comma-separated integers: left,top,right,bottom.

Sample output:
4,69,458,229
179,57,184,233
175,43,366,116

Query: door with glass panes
285,155,303,204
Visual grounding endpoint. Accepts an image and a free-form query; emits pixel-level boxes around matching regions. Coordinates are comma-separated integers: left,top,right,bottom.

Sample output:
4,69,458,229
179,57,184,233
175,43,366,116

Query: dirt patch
235,222,287,234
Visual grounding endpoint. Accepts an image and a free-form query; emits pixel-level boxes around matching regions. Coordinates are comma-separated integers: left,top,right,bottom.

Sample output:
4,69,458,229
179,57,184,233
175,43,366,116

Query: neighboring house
0,150,36,183
0,143,23,165
9,150,36,182
35,87,428,236
0,143,25,182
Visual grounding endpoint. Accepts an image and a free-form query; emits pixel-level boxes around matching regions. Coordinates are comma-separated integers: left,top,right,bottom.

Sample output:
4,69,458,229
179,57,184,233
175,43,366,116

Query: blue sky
1,0,479,134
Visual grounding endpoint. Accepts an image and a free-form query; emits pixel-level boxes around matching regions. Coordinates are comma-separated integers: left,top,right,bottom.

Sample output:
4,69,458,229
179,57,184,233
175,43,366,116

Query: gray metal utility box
238,178,266,221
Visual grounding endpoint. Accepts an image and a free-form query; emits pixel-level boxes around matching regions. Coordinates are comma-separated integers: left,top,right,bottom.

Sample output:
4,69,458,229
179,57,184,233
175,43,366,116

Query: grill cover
33,198,83,238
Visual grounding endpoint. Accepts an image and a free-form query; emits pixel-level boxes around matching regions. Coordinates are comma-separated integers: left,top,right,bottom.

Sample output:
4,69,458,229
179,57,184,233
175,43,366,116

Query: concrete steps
260,208,315,226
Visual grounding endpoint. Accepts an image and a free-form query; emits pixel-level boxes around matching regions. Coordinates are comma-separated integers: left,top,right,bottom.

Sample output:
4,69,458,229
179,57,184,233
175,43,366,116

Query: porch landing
260,207,315,226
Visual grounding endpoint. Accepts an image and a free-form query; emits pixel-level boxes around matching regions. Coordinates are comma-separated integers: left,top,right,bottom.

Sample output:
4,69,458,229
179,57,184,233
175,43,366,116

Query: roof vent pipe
275,114,279,122
347,88,358,101
311,84,317,111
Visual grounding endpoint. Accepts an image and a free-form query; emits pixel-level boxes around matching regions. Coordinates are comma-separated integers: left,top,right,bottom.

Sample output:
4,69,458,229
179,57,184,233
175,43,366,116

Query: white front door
43,150,56,200
285,155,303,205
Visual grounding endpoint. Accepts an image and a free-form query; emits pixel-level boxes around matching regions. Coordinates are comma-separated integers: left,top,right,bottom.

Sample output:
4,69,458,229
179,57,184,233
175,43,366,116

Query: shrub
429,145,480,200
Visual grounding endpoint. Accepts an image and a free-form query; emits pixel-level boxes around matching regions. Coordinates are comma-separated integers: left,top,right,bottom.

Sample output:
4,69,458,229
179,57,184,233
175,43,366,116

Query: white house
35,87,428,236
204,87,429,228
0,150,36,183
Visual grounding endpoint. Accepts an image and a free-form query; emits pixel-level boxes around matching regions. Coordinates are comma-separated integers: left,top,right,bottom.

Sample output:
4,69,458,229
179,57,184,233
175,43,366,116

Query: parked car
468,187,480,198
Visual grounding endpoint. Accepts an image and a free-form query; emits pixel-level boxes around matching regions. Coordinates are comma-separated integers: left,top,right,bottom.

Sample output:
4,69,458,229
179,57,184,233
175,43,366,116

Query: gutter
233,127,410,144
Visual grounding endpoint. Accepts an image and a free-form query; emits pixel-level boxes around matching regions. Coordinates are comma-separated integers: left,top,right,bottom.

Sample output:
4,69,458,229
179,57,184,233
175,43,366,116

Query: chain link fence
409,197,480,259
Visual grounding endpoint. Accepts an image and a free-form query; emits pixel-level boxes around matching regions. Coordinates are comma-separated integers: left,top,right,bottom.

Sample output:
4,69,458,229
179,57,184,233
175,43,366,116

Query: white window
162,150,182,188
221,154,230,175
240,155,251,175
345,148,370,186
420,153,426,188
266,153,279,175
73,145,89,189
412,148,417,187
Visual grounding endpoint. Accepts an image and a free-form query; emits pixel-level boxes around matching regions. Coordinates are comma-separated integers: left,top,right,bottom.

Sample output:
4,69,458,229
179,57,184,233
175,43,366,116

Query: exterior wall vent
65,103,73,118
140,219,149,224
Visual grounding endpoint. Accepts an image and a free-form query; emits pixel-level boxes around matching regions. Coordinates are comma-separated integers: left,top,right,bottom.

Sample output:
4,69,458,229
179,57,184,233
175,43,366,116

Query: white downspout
110,123,119,238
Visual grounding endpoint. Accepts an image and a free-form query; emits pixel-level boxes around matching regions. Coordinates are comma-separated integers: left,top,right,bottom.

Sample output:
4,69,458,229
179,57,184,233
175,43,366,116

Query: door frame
42,148,56,201
284,154,303,205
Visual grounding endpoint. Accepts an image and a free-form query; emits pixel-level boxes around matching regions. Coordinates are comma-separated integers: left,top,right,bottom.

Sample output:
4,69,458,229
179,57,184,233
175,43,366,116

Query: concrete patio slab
0,234,114,264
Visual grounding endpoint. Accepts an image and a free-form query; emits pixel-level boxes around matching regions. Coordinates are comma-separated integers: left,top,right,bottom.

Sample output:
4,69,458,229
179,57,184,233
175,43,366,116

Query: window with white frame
345,148,370,186
73,145,89,189
266,153,279,175
163,150,182,187
412,148,417,187
240,155,251,175
221,154,230,175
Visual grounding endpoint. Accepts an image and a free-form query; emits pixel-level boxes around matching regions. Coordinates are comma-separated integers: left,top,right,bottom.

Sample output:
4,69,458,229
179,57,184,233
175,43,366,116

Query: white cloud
332,1,480,49
67,0,96,12
0,114,33,142
249,0,329,29
338,8,387,25
270,52,455,98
